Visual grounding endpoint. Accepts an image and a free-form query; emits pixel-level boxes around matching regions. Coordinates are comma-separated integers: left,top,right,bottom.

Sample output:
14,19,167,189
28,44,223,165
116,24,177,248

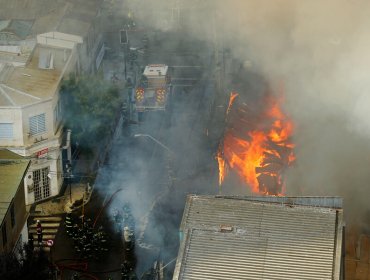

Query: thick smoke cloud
216,0,370,226
122,1,370,226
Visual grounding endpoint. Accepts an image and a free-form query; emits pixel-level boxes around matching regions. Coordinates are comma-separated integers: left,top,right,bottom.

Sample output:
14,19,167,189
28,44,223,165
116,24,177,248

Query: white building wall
3,99,65,205
24,147,63,205
1,35,85,205
21,100,56,148
37,32,82,49
0,108,23,146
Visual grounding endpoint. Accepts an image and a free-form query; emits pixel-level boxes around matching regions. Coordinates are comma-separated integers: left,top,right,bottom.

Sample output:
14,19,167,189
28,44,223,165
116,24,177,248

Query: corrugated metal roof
0,0,100,36
173,195,343,280
0,20,33,40
7,20,34,39
0,149,30,225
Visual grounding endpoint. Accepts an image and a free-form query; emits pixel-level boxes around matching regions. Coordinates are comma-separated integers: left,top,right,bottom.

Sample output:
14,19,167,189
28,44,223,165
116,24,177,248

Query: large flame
216,92,238,186
218,90,295,195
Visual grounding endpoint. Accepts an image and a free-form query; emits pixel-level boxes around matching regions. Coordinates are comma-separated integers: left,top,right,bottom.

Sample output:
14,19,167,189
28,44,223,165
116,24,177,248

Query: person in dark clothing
36,220,43,245
28,234,34,252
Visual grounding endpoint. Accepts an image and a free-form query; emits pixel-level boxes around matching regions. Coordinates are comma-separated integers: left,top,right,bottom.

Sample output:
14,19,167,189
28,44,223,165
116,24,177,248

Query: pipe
62,129,72,162
93,188,124,228
134,134,174,155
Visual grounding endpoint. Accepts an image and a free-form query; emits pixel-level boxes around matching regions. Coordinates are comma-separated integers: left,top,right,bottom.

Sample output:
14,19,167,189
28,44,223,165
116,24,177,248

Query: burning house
173,195,344,280
217,79,295,195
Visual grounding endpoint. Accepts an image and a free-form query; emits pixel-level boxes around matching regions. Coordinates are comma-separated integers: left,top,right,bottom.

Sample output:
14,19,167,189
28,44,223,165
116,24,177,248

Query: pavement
33,182,93,216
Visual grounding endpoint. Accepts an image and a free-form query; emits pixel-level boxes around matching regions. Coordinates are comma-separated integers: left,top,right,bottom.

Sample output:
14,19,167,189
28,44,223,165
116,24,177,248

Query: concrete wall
0,108,23,147
24,147,63,205
37,32,82,49
22,100,56,147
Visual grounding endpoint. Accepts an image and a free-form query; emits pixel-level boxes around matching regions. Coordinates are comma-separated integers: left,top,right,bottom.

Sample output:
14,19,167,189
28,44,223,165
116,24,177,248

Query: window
2,222,7,245
0,123,13,139
10,203,15,228
53,100,62,126
29,113,46,135
33,167,50,201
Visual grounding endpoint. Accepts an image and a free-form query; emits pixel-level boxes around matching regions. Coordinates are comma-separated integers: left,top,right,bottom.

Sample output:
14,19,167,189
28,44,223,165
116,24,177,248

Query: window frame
29,113,46,136
53,100,62,127
0,123,14,139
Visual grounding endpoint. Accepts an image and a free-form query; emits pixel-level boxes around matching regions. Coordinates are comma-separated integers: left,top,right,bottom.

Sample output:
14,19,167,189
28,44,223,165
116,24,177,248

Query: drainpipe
62,129,72,162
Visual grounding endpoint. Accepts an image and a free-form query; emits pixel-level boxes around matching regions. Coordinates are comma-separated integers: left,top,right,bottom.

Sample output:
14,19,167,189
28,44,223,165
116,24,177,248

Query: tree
61,75,121,150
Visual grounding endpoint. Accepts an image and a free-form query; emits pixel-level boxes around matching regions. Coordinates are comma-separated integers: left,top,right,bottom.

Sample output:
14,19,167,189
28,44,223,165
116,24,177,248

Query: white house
0,42,78,204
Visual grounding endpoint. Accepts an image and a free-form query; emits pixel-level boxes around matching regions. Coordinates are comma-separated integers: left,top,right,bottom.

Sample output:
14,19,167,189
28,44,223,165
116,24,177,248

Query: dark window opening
10,203,15,228
2,222,7,245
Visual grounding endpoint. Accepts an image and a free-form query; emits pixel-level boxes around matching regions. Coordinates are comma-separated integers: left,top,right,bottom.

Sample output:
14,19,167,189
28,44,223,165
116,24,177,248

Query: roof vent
220,225,233,232
38,50,54,70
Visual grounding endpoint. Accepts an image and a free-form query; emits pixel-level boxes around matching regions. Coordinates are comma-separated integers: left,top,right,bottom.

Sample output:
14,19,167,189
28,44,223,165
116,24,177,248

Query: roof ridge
1,83,41,100
0,84,16,105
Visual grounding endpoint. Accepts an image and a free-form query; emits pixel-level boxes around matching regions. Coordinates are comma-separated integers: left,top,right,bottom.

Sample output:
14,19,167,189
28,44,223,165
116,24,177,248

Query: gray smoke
110,0,370,260
124,0,370,227
215,0,370,226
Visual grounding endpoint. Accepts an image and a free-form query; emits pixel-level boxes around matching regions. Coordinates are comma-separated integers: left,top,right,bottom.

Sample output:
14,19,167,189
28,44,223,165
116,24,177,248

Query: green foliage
61,75,121,149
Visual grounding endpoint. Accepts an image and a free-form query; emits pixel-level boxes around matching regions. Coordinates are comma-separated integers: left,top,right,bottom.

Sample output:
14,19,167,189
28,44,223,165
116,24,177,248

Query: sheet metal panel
174,195,343,280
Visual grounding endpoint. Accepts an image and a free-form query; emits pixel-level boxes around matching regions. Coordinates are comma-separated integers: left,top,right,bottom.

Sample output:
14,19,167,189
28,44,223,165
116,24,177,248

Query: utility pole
171,0,181,29
66,161,72,203
120,29,129,80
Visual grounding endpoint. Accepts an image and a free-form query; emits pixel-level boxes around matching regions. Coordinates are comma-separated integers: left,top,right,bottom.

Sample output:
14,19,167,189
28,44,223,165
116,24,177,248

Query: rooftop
0,44,72,107
173,195,344,280
143,64,168,77
0,149,30,225
57,17,91,38
0,39,36,66
0,19,34,41
0,0,100,37
0,0,63,20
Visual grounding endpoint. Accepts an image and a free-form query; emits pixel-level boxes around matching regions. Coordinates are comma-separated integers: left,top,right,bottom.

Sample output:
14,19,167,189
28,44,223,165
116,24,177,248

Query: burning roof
217,86,295,195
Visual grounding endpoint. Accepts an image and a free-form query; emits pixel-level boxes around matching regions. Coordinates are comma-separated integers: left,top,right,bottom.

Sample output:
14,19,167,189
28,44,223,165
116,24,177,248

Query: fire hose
93,188,124,228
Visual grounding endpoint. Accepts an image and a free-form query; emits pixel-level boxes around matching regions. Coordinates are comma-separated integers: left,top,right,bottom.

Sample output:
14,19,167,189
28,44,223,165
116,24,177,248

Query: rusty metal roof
0,149,30,225
173,195,344,280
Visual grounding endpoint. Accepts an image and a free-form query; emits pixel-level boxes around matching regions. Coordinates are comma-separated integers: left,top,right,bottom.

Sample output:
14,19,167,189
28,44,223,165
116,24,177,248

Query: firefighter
36,220,43,245
121,261,130,280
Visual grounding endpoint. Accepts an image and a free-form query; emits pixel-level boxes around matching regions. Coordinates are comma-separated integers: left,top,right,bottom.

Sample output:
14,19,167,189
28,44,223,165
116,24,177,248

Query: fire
216,91,239,187
216,146,226,186
226,91,239,116
218,90,295,195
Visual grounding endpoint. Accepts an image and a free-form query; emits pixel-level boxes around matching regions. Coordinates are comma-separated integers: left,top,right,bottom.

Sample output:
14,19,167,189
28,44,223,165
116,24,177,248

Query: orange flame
216,91,238,187
216,145,226,186
226,92,239,116
218,90,295,195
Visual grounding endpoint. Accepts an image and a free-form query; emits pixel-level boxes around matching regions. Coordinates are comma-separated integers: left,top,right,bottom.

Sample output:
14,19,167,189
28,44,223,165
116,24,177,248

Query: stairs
28,215,62,253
